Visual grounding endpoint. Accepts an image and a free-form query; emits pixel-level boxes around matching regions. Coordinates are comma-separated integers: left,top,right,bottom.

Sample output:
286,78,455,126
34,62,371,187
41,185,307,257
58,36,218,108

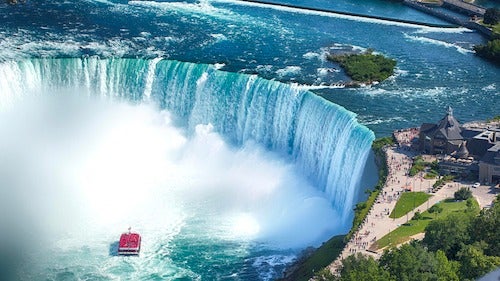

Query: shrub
412,211,422,221
474,39,500,65
484,8,500,25
454,187,472,201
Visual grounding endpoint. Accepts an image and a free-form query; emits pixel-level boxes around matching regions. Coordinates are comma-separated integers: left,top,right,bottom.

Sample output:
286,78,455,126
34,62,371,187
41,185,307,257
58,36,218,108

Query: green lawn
389,192,432,219
375,198,479,249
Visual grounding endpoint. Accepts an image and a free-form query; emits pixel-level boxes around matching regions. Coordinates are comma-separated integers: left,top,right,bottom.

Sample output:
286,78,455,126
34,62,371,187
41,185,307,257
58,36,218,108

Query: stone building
419,107,464,154
418,107,500,184
479,141,500,184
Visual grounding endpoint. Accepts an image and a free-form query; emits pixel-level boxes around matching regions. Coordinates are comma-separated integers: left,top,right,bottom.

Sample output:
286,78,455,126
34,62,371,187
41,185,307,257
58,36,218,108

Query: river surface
0,0,498,280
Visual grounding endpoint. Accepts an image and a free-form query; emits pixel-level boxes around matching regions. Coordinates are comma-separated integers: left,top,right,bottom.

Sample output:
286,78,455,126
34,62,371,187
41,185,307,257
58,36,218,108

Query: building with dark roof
419,107,464,154
418,107,500,184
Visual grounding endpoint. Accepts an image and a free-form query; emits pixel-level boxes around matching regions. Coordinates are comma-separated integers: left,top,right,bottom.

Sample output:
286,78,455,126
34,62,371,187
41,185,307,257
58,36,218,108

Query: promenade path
328,145,498,275
442,0,486,16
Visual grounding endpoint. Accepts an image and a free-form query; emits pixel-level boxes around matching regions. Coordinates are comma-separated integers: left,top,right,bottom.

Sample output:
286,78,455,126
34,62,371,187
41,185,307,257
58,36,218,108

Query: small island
327,50,396,85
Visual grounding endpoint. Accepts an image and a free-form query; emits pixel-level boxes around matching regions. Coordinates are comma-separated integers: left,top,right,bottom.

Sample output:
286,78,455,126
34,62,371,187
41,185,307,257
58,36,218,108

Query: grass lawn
375,198,479,249
493,23,500,36
389,192,432,219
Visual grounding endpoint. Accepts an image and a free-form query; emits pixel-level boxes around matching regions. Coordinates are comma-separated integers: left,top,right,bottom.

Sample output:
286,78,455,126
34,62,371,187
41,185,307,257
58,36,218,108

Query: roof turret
437,106,463,140
455,141,469,159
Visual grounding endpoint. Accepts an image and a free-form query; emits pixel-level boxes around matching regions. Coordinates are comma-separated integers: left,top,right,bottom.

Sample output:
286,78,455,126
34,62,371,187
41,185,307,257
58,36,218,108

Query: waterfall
0,57,374,224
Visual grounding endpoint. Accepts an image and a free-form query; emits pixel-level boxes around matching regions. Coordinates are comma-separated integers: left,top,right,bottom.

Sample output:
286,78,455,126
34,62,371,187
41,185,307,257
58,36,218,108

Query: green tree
470,202,500,256
457,243,500,280
428,204,443,218
380,242,441,281
423,213,473,259
454,187,472,201
435,250,460,281
483,8,500,25
412,211,422,221
474,39,500,65
339,254,394,281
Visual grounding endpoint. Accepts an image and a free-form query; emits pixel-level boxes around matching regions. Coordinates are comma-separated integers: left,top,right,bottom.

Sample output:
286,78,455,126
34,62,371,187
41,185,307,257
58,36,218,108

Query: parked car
473,182,480,188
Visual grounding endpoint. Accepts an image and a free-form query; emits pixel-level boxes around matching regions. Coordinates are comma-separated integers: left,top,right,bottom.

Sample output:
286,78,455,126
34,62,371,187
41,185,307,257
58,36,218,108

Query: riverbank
402,0,494,38
282,121,499,279
278,137,391,281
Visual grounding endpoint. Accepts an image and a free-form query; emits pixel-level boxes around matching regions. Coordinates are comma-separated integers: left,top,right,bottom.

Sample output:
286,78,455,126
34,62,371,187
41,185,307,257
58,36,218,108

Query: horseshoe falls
0,58,374,280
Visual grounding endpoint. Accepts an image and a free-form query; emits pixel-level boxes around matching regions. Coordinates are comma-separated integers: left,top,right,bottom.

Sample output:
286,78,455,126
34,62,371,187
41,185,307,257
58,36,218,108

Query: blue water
0,0,498,279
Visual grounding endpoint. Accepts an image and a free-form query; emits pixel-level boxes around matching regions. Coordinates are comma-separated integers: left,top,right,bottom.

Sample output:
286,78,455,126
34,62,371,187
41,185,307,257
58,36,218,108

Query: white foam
210,33,228,42
482,83,496,91
302,51,320,60
212,62,226,70
211,0,452,29
316,67,339,76
253,254,296,281
414,26,472,34
275,66,301,77
0,86,342,253
404,33,473,54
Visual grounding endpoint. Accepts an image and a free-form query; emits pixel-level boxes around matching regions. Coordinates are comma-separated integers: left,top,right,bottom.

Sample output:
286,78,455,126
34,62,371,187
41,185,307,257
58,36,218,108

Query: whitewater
0,57,373,280
0,0,498,279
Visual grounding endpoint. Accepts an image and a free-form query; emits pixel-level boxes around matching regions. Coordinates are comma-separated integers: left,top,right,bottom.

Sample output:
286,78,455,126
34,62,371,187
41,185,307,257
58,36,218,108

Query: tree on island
327,50,396,84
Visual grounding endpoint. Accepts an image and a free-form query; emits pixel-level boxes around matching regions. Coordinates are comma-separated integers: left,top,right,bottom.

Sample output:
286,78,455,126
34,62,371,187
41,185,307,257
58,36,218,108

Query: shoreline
282,118,499,279
230,0,458,28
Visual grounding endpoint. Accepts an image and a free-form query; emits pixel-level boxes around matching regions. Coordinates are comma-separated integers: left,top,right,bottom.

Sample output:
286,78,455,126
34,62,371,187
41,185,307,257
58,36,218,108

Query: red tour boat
118,227,141,255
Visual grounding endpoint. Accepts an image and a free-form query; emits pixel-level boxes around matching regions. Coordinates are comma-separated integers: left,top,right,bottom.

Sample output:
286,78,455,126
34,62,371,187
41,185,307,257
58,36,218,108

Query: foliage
474,39,500,65
432,175,454,189
409,155,426,176
487,115,500,122
379,242,459,281
484,8,500,25
409,157,439,178
435,250,460,281
457,243,500,280
389,192,432,219
337,254,394,281
412,211,422,221
428,204,443,217
314,268,336,281
372,136,394,152
423,212,474,259
329,200,498,281
347,190,379,242
327,51,396,83
424,170,438,179
375,198,478,249
345,137,392,242
454,187,472,201
470,201,500,256
282,236,345,281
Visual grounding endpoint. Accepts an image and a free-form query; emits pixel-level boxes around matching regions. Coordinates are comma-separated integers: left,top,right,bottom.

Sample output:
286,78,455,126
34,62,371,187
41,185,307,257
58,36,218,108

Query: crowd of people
330,145,415,274
393,127,419,149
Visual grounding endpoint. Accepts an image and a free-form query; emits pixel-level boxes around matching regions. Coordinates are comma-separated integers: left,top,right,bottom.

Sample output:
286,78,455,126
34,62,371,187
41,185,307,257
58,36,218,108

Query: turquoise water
0,0,498,279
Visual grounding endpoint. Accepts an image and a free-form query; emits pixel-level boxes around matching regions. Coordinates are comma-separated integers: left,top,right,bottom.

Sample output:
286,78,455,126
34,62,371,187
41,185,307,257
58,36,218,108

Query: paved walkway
442,0,486,16
328,145,499,275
